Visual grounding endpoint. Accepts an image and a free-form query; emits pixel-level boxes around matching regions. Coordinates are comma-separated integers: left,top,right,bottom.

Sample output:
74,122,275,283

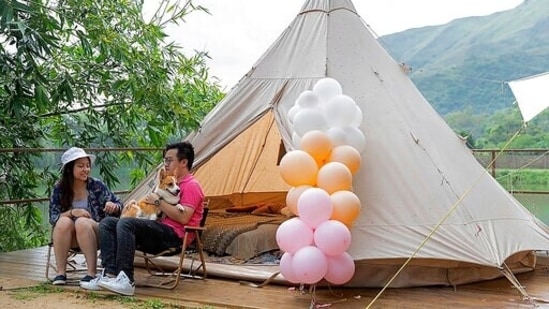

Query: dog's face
158,167,180,197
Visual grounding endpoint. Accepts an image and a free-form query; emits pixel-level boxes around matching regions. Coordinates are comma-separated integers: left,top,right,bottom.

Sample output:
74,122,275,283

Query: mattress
202,210,287,260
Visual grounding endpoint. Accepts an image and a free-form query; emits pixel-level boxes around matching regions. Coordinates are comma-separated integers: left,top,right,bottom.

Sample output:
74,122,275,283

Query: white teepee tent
128,0,549,287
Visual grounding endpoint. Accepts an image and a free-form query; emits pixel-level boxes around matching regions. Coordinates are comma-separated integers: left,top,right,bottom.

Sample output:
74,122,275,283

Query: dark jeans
99,217,181,282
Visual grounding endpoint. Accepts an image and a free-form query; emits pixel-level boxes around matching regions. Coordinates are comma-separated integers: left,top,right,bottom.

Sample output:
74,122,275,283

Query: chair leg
45,244,54,280
45,245,77,280
139,231,207,289
187,233,207,279
140,238,189,289
45,244,90,282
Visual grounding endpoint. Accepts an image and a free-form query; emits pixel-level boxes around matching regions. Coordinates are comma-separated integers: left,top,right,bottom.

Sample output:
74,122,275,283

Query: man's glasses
163,158,176,165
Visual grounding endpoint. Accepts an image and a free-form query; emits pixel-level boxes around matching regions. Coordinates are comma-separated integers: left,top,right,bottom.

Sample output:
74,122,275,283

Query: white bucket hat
61,147,96,168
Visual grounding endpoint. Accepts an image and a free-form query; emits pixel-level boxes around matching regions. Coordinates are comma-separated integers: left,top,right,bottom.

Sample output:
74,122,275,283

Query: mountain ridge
380,0,549,115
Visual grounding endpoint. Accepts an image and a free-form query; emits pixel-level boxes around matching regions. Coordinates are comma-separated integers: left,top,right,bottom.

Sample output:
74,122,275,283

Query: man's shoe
98,270,135,296
80,270,110,291
52,274,67,285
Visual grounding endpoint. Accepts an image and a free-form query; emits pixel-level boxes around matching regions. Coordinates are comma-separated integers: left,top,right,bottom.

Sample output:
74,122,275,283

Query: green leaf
34,84,49,110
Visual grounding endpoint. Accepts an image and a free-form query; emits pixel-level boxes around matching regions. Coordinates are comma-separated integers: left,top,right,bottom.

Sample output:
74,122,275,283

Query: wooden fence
472,149,548,195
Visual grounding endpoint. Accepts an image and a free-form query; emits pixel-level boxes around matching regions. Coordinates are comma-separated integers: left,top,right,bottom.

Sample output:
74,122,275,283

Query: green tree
0,0,224,251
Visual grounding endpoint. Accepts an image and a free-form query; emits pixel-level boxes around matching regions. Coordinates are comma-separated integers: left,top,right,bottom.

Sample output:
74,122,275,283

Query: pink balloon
280,252,300,283
324,252,355,285
314,220,352,256
292,246,328,285
297,188,333,229
276,217,314,254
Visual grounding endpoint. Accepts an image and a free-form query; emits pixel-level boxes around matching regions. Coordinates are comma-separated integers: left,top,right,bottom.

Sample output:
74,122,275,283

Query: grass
492,169,549,224
5,283,218,309
11,283,64,301
495,169,549,191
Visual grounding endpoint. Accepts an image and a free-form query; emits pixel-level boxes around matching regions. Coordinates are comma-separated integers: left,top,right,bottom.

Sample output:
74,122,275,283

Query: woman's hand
71,208,91,218
103,201,119,214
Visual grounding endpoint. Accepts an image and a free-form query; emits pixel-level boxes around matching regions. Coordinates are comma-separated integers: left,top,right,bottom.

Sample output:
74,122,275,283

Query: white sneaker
98,270,135,296
80,270,111,291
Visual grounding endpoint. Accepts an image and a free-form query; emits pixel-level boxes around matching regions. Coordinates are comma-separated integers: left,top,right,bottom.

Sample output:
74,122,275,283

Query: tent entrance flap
193,111,291,209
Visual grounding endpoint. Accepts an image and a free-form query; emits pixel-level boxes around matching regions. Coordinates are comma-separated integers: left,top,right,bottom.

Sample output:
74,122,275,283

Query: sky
150,0,524,89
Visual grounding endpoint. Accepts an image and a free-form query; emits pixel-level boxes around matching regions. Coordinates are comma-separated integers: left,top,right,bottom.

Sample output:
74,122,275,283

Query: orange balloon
279,150,318,187
330,190,361,227
316,162,352,194
328,145,361,174
300,130,333,167
286,185,312,216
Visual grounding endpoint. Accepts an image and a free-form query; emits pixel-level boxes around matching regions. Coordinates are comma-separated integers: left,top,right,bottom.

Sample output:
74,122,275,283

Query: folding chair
45,230,89,283
138,201,209,289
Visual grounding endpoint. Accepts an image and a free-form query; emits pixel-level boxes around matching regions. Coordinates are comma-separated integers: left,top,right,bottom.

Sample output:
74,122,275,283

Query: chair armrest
184,226,205,232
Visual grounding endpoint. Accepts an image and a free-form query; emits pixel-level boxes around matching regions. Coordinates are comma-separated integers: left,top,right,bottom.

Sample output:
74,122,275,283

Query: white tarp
509,72,549,122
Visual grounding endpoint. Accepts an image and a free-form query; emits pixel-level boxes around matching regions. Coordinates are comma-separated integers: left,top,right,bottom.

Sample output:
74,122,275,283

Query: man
82,142,205,295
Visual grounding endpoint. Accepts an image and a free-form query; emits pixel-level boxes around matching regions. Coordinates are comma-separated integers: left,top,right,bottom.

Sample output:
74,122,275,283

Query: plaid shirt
49,177,123,226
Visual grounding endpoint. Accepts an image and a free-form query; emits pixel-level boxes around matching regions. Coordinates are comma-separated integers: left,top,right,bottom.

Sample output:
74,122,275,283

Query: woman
48,147,123,288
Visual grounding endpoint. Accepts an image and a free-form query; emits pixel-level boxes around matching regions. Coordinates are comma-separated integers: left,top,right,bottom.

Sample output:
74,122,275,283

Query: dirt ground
0,278,193,309
0,288,133,309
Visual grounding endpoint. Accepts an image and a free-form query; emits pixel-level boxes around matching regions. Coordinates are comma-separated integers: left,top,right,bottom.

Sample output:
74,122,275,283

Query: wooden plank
2,247,549,308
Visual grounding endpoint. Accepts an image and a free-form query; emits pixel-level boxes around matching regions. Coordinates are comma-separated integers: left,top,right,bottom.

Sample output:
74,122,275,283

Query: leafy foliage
446,106,549,149
0,0,224,252
0,203,46,252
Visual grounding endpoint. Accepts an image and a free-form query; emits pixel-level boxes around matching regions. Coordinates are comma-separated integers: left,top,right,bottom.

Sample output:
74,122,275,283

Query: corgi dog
121,167,183,220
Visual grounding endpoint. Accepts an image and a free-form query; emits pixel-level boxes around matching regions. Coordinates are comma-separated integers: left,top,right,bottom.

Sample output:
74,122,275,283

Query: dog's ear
158,167,166,180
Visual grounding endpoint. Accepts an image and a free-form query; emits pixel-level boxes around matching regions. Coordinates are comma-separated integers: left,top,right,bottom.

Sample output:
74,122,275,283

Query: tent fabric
193,111,290,209
126,0,549,287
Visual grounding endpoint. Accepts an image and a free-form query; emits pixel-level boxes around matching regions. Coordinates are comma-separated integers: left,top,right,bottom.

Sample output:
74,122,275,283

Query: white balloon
293,108,328,136
342,126,366,153
323,94,358,127
296,90,319,109
326,126,347,147
312,78,342,103
292,132,302,150
288,105,301,125
351,104,363,127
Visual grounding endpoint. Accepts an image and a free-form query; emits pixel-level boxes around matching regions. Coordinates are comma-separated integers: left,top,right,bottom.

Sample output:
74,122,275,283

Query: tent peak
299,0,358,15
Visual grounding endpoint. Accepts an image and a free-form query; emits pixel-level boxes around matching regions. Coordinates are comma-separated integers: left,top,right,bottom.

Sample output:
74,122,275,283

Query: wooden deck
1,246,549,308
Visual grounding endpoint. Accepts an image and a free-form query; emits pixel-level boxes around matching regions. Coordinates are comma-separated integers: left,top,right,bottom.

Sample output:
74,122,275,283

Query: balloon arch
277,78,364,285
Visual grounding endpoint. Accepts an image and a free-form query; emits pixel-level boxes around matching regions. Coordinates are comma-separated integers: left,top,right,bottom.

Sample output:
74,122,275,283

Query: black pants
99,217,181,281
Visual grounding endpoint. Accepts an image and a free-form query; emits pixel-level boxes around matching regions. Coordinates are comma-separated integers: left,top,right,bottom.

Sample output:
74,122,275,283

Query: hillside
380,0,549,116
